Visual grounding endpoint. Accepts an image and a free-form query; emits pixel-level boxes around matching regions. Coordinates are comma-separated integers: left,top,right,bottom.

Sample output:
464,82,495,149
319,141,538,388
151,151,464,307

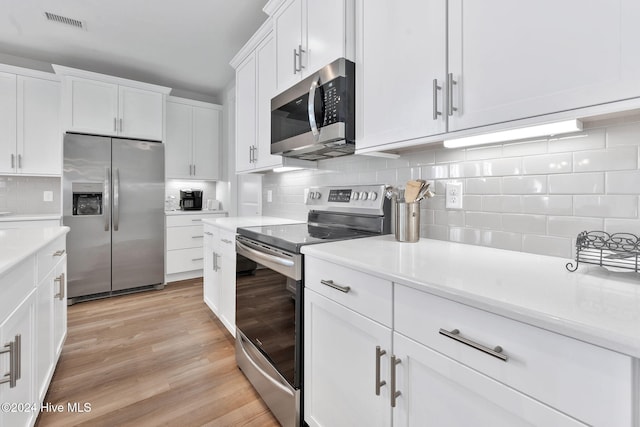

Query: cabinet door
255,34,282,170
448,0,640,131
68,77,118,136
165,101,194,179
235,54,257,173
52,258,67,359
217,232,236,337
356,0,446,151
35,271,54,402
17,76,61,175
203,228,219,314
275,0,304,91
0,291,36,427
118,86,164,141
304,289,392,427
306,0,350,75
0,72,17,174
192,106,220,180
392,333,585,427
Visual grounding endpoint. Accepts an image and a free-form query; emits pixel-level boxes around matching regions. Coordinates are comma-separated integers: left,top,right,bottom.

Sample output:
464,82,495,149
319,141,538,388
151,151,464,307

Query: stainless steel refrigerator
63,133,165,302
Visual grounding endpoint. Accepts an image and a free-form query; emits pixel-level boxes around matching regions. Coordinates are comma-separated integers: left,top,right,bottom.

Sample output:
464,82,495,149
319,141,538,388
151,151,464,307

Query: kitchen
1,0,640,426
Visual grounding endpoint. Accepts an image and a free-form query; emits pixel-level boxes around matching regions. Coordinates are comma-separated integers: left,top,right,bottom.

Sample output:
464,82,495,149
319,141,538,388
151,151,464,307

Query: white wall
263,120,640,259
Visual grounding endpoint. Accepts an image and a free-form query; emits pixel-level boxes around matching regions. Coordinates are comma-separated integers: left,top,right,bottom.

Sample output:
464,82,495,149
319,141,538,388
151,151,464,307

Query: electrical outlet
267,190,273,203
445,182,463,209
43,191,54,202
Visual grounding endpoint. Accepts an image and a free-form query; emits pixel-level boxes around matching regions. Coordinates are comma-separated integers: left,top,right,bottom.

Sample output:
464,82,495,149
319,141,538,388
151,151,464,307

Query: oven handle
308,76,321,140
236,240,294,268
238,334,293,396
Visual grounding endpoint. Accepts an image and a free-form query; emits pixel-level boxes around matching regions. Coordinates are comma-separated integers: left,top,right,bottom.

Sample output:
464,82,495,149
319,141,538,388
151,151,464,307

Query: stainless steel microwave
271,58,355,161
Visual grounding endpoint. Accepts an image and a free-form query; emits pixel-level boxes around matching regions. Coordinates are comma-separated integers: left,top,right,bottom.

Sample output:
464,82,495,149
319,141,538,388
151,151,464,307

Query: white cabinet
165,97,221,180
203,223,237,337
54,65,169,141
356,0,640,151
0,70,61,175
165,212,227,280
273,0,355,91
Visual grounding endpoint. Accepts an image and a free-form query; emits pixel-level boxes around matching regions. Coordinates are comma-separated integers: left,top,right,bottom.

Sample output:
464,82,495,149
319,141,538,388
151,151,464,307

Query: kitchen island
302,235,640,427
0,226,69,427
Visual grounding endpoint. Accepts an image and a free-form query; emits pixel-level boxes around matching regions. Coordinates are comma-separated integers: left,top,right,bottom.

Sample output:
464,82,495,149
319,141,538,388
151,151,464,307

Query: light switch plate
445,182,463,209
267,190,273,203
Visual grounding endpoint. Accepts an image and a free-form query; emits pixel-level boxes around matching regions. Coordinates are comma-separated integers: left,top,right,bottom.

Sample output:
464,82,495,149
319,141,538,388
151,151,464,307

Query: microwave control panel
322,82,339,126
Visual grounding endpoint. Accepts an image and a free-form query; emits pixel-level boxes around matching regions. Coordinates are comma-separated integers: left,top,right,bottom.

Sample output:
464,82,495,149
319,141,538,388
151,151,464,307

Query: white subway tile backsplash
449,227,481,245
548,173,604,194
522,153,572,175
396,167,422,183
465,212,502,229
522,195,573,215
407,150,436,166
502,138,548,157
574,195,638,218
548,216,604,238
548,128,606,153
484,158,523,176
606,121,640,147
502,176,546,194
435,210,465,227
605,170,640,194
501,214,546,234
482,196,522,213
449,162,482,178
435,148,465,164
424,224,449,240
421,164,449,180
481,230,523,251
465,145,503,161
420,209,435,225
604,218,640,234
522,234,572,258
573,146,638,172
376,169,397,184
466,177,501,195
463,195,483,211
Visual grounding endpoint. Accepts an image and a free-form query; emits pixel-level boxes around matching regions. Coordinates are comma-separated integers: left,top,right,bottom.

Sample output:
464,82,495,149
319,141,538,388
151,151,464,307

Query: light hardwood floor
36,279,279,427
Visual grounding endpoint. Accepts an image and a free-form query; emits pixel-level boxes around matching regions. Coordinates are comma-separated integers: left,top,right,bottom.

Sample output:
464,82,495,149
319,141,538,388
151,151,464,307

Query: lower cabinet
303,255,637,427
203,223,236,337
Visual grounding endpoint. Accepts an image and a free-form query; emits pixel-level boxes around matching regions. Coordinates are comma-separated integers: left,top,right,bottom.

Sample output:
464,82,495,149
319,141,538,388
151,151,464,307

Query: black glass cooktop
237,222,377,253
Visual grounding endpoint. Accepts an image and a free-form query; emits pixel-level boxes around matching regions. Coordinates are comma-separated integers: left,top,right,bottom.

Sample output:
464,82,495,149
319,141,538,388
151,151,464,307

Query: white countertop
202,216,303,233
0,226,70,276
302,235,640,358
165,210,228,216
0,213,61,222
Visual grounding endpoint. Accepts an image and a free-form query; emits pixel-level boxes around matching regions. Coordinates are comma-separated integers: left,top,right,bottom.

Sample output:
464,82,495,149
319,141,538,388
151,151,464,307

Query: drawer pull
320,279,350,293
0,334,21,388
439,328,507,362
192,235,204,239
191,257,204,261
221,238,233,244
204,232,213,236
191,219,202,222
375,346,387,396
54,273,65,300
390,355,401,408
53,249,66,257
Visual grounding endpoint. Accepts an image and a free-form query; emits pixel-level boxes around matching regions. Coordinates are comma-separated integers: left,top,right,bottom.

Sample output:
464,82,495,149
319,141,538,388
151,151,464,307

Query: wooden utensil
404,180,423,203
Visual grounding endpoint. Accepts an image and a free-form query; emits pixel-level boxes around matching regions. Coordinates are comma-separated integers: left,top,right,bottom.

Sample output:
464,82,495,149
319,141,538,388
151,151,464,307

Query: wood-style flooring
36,278,279,427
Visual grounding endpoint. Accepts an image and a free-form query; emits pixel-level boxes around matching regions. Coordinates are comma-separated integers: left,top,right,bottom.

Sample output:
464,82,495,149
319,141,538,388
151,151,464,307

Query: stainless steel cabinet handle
191,219,202,222
213,252,218,271
252,146,257,163
119,118,123,133
390,355,401,408
375,346,387,396
192,257,204,261
298,44,305,70
10,154,15,169
204,231,213,236
113,168,120,231
114,118,117,132
54,273,65,300
447,73,458,116
439,328,507,362
221,238,233,244
293,48,299,74
432,79,442,120
104,167,111,231
320,279,350,293
193,164,196,175
0,334,21,388
53,249,66,257
192,235,204,239
17,154,22,169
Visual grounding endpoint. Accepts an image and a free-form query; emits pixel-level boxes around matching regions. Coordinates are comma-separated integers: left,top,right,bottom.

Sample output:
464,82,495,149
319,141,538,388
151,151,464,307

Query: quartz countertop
0,213,61,222
202,216,303,233
301,235,640,358
165,210,228,216
0,226,70,276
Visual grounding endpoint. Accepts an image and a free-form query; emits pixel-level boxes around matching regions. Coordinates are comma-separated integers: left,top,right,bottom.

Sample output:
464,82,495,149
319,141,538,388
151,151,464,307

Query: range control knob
313,192,321,200
351,192,360,201
360,191,368,201
368,191,378,201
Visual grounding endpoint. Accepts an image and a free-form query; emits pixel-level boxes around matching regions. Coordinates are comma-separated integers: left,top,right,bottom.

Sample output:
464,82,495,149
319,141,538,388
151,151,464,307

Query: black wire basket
566,231,640,272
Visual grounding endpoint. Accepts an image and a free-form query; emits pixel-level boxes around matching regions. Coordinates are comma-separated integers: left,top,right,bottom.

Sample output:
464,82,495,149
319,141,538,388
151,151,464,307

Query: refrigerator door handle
113,168,120,231
104,167,111,231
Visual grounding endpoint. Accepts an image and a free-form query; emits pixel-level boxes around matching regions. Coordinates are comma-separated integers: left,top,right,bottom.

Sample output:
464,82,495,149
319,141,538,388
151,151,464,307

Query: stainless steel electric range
234,185,391,427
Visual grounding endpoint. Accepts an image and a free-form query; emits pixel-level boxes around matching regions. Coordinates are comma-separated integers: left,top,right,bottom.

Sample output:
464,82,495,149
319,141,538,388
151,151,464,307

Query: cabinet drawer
166,225,204,250
166,248,204,274
36,235,66,283
166,213,224,227
0,257,35,323
305,257,392,327
217,229,236,255
395,285,633,427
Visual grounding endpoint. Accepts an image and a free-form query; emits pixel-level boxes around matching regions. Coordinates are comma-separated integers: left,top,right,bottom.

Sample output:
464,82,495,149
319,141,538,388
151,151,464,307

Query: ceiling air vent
44,12,85,30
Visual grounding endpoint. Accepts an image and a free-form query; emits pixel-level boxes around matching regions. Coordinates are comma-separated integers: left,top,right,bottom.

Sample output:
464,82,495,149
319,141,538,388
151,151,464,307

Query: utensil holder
395,200,420,242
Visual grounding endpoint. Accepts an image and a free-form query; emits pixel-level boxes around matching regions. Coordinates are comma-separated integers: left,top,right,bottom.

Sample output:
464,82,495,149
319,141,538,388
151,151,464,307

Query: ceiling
0,0,269,102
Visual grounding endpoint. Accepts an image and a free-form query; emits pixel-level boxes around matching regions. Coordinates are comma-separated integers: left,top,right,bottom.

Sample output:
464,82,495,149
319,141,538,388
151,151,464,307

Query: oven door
235,237,302,388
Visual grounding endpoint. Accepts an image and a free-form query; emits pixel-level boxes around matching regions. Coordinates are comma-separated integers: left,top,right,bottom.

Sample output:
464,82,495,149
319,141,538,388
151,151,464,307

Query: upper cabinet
0,67,61,176
273,0,355,92
356,0,640,152
54,65,170,141
165,96,222,180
